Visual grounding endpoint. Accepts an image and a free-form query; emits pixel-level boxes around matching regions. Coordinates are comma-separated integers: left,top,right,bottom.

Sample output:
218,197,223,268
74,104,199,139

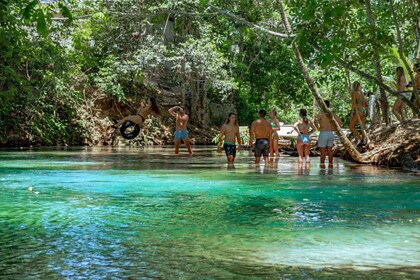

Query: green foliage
92,55,126,102
1,0,419,145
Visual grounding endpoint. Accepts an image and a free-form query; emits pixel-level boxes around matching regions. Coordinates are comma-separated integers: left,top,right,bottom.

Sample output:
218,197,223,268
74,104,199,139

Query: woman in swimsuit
293,109,316,164
392,66,407,123
269,108,281,158
349,81,367,143
112,97,161,128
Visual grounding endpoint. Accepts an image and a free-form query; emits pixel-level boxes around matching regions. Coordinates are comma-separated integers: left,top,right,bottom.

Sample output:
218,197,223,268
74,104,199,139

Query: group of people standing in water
216,103,341,167
110,63,420,166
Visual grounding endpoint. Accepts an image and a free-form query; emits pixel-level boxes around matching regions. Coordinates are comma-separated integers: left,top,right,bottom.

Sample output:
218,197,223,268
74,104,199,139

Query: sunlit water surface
0,146,419,279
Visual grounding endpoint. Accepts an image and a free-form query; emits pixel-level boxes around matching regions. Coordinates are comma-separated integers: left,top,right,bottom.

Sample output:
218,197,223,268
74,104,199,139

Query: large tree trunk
276,0,366,163
365,0,390,126
202,80,210,129
408,0,420,59
190,71,199,125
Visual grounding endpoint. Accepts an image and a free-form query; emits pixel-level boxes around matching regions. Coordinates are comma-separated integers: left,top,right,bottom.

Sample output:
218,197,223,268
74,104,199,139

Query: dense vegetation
1,0,419,146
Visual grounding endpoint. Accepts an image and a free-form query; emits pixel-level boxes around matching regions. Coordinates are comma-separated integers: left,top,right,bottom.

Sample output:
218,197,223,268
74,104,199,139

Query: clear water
0,146,419,279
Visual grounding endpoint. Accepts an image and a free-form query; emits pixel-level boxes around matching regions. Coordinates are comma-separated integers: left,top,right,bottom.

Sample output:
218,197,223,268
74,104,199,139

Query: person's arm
168,106,179,117
183,114,189,125
351,92,357,116
309,120,317,134
236,126,242,151
217,125,225,153
249,122,255,146
293,121,300,134
415,73,420,88
314,113,321,130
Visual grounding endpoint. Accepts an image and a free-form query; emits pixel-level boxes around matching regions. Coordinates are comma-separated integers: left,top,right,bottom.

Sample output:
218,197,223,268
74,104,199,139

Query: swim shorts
254,138,269,157
318,131,335,147
174,129,189,141
297,134,310,145
223,142,236,158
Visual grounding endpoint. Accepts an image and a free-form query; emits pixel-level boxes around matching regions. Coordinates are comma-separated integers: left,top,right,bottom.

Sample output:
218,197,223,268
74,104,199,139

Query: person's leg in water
113,115,144,128
304,143,310,163
183,138,193,155
271,135,280,158
327,146,334,167
224,143,236,164
320,147,327,164
254,143,262,165
296,140,304,164
174,140,181,154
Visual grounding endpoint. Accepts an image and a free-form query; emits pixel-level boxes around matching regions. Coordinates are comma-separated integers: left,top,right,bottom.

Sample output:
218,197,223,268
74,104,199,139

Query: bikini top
297,122,310,132
270,120,278,128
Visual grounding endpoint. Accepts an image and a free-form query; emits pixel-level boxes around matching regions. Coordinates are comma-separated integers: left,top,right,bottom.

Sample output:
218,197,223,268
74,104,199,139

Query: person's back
315,100,342,165
317,111,342,132
250,109,272,164
251,119,272,139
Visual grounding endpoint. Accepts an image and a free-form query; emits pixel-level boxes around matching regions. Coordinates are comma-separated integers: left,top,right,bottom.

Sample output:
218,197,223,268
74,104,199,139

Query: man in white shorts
315,100,342,166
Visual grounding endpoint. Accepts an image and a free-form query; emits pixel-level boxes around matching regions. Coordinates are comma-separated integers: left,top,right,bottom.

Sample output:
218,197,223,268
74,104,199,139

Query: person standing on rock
169,106,193,155
392,66,407,123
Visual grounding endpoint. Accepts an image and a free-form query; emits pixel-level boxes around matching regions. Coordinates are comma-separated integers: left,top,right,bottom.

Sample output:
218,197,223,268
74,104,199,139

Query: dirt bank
336,119,420,169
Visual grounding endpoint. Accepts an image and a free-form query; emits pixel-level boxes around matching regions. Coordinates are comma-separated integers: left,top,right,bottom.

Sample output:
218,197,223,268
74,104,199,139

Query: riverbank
335,119,420,170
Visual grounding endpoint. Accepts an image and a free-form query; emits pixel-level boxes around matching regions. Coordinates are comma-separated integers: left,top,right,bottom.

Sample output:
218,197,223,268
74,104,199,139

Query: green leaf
22,0,38,19
36,10,48,37
58,3,73,22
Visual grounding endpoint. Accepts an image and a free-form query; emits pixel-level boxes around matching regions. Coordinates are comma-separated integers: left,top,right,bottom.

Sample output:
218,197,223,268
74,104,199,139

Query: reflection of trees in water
348,164,396,176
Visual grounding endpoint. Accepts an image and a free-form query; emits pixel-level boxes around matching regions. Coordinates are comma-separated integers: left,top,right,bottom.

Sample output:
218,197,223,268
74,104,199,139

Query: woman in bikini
392,66,407,123
112,97,161,128
269,108,281,158
293,109,316,164
349,81,367,144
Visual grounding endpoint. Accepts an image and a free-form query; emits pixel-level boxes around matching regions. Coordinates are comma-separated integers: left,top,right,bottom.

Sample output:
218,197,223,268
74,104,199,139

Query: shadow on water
0,146,419,279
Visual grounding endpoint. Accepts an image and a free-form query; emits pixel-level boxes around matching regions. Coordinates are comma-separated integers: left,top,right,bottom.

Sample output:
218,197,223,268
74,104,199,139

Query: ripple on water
0,147,419,278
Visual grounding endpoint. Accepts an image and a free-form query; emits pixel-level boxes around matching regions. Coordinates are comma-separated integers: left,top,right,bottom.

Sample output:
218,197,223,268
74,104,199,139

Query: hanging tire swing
120,121,141,139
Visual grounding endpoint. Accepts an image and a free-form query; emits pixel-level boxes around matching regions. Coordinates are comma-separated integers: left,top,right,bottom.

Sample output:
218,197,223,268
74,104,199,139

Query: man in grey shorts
315,100,342,165
249,109,272,164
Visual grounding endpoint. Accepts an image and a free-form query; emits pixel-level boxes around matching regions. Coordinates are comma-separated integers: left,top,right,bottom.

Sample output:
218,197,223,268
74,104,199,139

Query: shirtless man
169,106,192,155
217,113,242,164
249,109,272,164
315,100,342,166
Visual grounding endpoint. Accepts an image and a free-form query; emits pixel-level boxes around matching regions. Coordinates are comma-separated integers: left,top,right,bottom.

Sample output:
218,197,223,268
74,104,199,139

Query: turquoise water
0,146,419,279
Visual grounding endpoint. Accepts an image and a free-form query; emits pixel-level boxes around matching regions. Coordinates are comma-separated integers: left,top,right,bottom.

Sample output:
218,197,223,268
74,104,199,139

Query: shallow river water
0,146,419,279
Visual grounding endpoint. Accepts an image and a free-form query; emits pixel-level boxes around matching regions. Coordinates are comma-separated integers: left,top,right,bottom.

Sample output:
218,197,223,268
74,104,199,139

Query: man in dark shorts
217,113,242,165
249,109,272,164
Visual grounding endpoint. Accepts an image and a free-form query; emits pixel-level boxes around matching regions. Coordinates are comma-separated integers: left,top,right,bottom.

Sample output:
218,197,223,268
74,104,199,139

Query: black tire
120,121,141,139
